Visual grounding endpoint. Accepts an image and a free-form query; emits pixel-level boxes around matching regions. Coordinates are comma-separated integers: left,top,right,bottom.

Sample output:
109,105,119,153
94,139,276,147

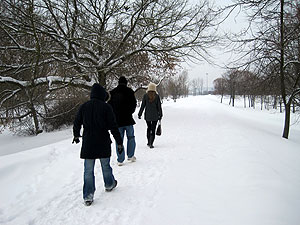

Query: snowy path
0,96,300,225
140,97,300,225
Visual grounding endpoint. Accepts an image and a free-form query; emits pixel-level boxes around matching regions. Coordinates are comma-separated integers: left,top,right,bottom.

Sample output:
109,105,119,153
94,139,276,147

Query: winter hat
146,82,157,93
90,83,107,100
118,76,128,85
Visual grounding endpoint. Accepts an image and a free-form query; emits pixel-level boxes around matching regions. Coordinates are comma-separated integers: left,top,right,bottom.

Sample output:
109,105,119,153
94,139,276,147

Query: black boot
149,135,155,148
147,130,151,146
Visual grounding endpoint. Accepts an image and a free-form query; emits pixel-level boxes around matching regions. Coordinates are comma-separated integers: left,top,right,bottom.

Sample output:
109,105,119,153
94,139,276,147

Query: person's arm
138,94,146,118
130,89,137,114
107,91,113,106
106,104,123,145
72,105,83,143
73,105,83,138
157,95,163,120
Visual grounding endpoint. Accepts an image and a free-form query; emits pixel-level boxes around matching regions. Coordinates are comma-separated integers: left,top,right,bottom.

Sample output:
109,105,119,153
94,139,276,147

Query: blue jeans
83,158,115,200
116,125,136,163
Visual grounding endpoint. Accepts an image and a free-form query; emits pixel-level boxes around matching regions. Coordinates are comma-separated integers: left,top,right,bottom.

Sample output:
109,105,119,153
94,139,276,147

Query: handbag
156,120,162,136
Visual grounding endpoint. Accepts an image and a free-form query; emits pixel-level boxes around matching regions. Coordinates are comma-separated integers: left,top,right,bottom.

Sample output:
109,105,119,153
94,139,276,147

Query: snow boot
127,156,136,162
149,135,155,148
117,162,124,166
147,131,151,146
84,200,93,206
105,180,118,192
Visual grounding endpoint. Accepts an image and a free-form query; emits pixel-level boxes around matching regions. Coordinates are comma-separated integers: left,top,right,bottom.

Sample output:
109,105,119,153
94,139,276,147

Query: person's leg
149,121,158,148
100,157,117,191
116,127,125,163
125,125,136,158
146,121,151,146
83,159,96,201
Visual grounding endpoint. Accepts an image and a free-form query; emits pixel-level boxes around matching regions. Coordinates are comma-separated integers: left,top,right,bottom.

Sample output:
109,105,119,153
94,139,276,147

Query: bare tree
227,0,300,138
222,69,243,107
0,0,221,134
213,77,226,103
1,0,220,85
190,77,204,96
166,70,189,101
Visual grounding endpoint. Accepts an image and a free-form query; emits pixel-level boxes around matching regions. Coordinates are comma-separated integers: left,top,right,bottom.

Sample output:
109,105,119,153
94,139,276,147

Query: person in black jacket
73,83,124,206
138,82,163,148
108,76,137,166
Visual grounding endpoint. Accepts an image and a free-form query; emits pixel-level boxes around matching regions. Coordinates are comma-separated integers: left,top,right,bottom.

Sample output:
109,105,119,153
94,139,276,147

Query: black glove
117,145,124,154
72,137,80,144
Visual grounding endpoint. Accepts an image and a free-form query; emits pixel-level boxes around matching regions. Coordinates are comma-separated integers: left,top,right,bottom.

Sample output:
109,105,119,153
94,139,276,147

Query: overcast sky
184,0,248,87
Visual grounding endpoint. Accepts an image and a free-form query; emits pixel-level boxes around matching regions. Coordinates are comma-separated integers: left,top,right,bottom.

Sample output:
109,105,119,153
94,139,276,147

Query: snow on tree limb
0,76,94,89
0,88,22,107
0,76,28,87
284,60,300,69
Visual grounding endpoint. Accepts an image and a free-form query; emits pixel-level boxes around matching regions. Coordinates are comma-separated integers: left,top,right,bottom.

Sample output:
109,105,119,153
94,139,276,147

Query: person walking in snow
138,82,163,148
72,83,124,206
108,76,137,166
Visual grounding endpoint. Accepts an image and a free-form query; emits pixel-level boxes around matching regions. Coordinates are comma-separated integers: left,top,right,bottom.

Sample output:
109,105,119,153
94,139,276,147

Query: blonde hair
147,91,156,103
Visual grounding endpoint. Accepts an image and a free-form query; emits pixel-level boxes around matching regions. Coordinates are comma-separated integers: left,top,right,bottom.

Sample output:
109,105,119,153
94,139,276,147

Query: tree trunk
282,103,290,139
279,100,282,113
231,86,235,107
25,89,42,135
279,0,289,139
27,99,41,135
292,100,295,113
252,96,256,109
98,70,107,87
273,95,277,109
31,104,42,135
248,95,251,107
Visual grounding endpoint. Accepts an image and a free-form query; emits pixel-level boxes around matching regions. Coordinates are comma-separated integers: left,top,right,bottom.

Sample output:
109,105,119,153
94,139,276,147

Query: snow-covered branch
0,89,22,107
284,60,300,69
0,76,94,89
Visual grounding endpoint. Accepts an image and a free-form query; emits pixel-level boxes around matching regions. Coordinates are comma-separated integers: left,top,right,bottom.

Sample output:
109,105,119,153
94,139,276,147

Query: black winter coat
73,84,123,159
108,84,137,127
138,93,163,121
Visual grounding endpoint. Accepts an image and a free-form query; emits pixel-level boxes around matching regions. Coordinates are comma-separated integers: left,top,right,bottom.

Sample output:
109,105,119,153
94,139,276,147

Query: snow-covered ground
0,95,300,225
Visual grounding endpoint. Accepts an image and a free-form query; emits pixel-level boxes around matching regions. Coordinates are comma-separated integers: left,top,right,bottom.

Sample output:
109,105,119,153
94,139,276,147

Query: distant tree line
214,70,284,110
214,0,300,139
190,77,204,96
163,70,189,102
135,70,190,103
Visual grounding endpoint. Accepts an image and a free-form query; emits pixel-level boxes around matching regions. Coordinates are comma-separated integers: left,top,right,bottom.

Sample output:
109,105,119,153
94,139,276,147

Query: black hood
118,76,128,85
90,83,107,100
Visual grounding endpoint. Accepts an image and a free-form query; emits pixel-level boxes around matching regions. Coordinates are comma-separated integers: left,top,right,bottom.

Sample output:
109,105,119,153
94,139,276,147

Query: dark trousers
146,120,158,145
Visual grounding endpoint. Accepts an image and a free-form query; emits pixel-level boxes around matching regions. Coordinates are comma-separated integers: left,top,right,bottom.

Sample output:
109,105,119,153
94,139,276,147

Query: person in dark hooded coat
73,83,124,206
